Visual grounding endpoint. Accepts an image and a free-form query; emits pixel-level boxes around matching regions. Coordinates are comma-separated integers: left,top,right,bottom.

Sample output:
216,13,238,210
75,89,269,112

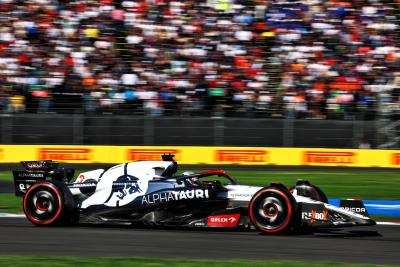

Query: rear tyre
249,187,296,234
23,182,74,226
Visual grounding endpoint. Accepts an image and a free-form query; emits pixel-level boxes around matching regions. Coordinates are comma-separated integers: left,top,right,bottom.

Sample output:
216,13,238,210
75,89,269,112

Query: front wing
299,201,376,228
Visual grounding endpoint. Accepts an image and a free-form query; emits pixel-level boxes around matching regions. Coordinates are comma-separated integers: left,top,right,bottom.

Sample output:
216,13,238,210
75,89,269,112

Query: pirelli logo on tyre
39,148,92,161
303,151,356,165
392,153,400,165
215,150,268,163
127,149,181,161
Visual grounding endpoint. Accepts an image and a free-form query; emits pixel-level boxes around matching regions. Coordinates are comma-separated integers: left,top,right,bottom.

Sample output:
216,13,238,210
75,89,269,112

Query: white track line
376,221,400,226
0,213,24,218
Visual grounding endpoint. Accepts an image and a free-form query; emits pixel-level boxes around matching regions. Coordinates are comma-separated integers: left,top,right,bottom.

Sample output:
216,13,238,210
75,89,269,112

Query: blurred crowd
0,0,399,119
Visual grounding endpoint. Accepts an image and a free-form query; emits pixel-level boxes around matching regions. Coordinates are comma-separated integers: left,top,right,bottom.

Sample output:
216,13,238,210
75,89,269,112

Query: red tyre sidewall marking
249,188,293,233
23,183,63,225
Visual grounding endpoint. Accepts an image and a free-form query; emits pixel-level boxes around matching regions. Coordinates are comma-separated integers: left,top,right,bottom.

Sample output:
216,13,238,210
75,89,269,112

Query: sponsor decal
141,189,210,205
18,183,31,193
227,190,258,201
76,174,85,183
104,174,142,207
229,193,254,198
215,150,267,163
24,162,46,170
392,153,400,165
302,209,328,223
39,148,92,161
70,183,97,188
17,172,44,178
303,151,356,164
341,207,366,213
127,149,180,161
15,175,45,195
207,214,241,227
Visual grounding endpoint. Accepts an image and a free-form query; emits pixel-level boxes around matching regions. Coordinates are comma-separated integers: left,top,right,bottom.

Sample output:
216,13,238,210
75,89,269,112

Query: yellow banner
0,145,399,168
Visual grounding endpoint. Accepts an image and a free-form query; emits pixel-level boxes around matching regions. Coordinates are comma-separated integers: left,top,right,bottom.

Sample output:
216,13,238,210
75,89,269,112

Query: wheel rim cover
253,194,288,230
26,188,59,222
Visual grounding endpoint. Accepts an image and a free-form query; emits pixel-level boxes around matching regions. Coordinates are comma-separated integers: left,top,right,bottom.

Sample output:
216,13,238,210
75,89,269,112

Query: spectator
0,0,397,120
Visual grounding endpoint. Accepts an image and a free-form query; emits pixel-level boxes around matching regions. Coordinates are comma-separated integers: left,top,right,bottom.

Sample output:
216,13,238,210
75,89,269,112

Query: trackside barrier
0,145,400,168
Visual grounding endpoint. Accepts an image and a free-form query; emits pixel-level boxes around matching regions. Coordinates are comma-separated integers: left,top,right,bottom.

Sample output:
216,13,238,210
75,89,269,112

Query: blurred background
0,0,399,148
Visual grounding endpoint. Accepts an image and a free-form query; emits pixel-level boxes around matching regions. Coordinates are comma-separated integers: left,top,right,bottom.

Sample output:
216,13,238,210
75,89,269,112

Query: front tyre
23,182,72,226
249,187,296,234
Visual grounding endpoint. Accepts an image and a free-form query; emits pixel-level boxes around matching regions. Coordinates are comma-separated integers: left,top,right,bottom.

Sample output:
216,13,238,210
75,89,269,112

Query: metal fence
0,114,381,149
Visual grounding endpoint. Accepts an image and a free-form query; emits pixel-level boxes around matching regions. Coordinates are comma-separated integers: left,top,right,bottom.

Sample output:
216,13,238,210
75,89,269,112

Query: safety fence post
282,117,294,147
144,116,155,145
1,114,12,144
73,112,84,144
213,117,224,146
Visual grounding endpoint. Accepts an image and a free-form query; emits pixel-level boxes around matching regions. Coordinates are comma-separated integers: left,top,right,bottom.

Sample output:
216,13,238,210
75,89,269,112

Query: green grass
0,256,396,267
0,171,12,181
0,194,21,213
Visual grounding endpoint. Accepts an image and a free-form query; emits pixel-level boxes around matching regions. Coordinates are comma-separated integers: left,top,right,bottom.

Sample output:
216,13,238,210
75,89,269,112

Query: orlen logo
392,153,400,165
303,151,356,165
127,149,180,161
216,150,267,163
207,214,241,227
39,148,92,161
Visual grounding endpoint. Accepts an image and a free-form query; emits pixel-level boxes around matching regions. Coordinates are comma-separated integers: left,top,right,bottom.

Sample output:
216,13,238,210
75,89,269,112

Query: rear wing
13,161,75,196
20,161,60,171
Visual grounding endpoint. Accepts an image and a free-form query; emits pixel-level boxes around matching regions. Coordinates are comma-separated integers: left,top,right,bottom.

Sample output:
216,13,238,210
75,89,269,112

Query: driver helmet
182,171,200,186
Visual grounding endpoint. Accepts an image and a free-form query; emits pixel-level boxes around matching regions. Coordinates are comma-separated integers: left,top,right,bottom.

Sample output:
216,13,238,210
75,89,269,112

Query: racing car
13,155,375,234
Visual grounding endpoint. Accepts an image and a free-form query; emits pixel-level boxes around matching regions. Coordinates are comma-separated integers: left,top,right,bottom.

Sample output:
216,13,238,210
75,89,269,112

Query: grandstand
0,0,399,147
0,0,399,119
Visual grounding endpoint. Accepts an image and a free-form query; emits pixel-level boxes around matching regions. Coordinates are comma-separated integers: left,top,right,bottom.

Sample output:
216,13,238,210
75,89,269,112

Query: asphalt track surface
0,218,399,265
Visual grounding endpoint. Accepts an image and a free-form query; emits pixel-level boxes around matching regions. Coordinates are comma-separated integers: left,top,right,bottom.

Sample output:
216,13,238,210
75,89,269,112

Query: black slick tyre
249,187,296,234
23,182,74,226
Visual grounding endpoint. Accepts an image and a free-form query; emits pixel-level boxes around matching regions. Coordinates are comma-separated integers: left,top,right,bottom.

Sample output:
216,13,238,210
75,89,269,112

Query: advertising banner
0,145,399,168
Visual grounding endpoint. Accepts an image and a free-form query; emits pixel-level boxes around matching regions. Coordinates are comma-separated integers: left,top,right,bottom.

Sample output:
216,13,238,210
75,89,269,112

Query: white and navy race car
13,155,375,234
